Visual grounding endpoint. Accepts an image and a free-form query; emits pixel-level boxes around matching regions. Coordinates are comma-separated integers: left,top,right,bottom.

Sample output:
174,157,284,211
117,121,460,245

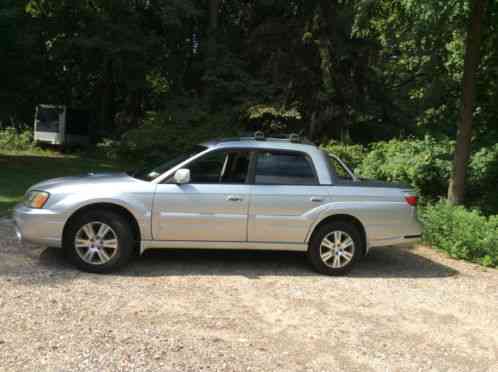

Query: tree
448,0,487,204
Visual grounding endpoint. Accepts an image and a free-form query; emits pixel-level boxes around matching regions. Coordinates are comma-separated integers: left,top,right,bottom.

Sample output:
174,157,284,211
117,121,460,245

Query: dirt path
0,218,497,371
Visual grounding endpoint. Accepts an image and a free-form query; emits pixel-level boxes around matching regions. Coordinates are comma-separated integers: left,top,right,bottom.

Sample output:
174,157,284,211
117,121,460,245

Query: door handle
227,195,243,202
310,196,324,202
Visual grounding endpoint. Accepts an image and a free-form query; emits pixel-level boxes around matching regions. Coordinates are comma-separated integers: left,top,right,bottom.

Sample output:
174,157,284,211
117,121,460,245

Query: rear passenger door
248,150,330,243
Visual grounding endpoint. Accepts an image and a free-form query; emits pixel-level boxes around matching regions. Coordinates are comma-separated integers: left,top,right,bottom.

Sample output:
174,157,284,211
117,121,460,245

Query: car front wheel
64,210,135,273
308,221,362,276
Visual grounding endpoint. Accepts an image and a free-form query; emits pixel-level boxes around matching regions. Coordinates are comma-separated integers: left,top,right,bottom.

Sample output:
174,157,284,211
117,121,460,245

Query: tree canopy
1,0,497,200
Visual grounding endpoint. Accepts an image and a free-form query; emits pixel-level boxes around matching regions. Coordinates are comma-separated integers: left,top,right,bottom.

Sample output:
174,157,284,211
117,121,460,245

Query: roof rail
216,132,315,145
288,133,300,143
254,131,265,141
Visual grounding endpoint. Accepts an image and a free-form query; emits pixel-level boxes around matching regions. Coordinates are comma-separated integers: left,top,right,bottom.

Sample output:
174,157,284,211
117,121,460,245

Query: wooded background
1,0,497,203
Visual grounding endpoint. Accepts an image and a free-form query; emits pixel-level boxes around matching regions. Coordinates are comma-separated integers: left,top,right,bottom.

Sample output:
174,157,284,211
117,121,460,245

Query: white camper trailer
34,105,92,146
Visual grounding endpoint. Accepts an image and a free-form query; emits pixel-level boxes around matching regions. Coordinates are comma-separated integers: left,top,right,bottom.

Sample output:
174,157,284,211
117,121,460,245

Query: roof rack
213,132,315,145
254,131,265,141
288,133,300,143
250,131,314,145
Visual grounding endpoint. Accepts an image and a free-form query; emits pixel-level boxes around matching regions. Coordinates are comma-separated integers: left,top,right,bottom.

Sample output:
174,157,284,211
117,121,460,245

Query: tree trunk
448,0,487,204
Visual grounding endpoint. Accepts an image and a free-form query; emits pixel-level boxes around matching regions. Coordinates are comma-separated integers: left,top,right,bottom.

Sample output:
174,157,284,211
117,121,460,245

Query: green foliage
3,0,498,148
243,104,303,134
325,138,498,213
119,101,237,164
420,201,498,267
0,128,34,151
467,143,498,214
322,141,366,171
358,136,453,199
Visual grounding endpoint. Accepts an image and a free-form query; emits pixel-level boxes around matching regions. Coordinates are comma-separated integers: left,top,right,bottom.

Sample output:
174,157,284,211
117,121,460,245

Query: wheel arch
307,213,367,255
62,202,142,250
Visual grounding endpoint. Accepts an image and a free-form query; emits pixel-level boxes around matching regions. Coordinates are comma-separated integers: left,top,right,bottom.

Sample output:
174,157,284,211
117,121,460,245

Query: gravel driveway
0,217,497,372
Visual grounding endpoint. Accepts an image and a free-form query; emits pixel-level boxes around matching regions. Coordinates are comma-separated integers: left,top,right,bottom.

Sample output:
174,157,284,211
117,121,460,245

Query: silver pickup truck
14,135,422,275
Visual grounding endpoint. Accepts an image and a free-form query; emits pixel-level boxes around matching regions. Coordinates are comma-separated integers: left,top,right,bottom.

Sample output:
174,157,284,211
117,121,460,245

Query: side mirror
174,168,190,184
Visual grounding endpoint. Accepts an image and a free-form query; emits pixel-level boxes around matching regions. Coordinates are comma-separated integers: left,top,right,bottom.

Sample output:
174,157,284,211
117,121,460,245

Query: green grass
0,148,124,216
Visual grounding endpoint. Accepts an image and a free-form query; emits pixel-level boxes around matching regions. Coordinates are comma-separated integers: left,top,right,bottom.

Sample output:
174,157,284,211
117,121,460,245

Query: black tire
308,221,363,276
63,210,135,273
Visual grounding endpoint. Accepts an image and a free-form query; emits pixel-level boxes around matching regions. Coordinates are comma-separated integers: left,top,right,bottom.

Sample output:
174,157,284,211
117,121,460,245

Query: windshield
129,145,207,181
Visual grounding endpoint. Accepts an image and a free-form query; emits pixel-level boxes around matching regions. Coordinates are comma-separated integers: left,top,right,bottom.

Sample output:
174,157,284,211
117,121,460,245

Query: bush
118,105,237,165
467,143,498,214
324,137,498,213
322,141,366,171
0,127,34,151
358,136,453,200
420,201,498,267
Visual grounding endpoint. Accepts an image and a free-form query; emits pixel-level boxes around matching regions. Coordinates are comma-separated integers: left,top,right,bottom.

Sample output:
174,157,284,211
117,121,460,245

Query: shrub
467,143,498,214
0,127,34,151
323,137,497,213
420,201,498,267
119,106,237,165
358,136,453,200
322,141,366,171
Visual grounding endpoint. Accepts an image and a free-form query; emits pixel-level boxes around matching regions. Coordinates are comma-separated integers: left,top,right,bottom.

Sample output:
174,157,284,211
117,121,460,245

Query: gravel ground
0,217,497,372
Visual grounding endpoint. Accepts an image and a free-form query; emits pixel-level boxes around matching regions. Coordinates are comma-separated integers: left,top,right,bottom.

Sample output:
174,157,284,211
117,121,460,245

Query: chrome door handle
310,197,324,202
227,195,243,202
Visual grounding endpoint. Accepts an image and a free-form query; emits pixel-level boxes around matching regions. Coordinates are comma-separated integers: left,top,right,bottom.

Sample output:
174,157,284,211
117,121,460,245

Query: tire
308,221,363,276
63,210,135,273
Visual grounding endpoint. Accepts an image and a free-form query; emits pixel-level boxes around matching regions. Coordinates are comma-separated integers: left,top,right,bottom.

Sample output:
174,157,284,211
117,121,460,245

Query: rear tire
308,221,363,276
63,210,135,273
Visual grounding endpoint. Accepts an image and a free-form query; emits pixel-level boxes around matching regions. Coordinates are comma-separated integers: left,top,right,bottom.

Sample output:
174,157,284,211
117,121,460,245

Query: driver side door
152,149,251,242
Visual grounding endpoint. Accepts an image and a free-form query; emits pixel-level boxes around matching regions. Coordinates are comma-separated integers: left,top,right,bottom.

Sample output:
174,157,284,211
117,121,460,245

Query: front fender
49,192,155,241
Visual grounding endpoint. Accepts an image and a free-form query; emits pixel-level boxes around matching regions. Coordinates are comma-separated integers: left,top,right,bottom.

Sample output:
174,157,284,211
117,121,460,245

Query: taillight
405,195,418,206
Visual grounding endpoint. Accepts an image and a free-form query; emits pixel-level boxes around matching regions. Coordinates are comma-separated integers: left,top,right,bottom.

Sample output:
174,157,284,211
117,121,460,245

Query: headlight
25,190,50,209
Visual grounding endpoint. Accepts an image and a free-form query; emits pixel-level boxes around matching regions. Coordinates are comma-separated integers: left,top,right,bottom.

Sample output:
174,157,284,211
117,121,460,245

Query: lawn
0,149,124,216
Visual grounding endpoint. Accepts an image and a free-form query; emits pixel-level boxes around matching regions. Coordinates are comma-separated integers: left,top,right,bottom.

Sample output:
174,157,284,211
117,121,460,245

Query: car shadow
113,245,458,279
1,217,454,281
1,243,458,281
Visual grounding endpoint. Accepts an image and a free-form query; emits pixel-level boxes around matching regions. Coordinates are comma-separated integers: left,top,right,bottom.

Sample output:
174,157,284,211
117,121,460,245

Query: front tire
308,221,363,276
63,210,135,273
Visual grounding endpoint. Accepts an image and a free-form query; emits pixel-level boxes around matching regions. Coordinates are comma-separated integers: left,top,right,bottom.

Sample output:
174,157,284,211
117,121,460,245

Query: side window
254,151,317,185
188,150,250,184
329,156,353,181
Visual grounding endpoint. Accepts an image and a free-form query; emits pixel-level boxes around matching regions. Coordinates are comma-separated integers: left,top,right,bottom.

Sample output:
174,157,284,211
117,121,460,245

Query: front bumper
13,204,64,248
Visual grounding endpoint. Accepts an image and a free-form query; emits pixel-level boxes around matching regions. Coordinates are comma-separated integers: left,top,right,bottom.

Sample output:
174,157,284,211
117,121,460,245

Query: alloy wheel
74,222,119,265
319,230,355,269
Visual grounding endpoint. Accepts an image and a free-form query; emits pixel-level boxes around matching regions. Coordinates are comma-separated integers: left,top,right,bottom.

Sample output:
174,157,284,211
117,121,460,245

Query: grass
0,148,124,216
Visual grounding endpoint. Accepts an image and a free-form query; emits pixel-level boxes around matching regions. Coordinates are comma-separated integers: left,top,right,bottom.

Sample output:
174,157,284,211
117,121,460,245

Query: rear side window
254,151,317,185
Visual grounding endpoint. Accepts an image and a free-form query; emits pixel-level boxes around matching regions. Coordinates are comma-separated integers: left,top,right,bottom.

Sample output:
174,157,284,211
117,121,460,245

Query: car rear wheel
308,221,362,276
64,210,135,273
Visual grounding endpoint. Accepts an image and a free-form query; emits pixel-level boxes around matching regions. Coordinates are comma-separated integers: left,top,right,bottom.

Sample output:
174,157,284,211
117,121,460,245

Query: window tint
255,151,317,185
188,150,250,184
